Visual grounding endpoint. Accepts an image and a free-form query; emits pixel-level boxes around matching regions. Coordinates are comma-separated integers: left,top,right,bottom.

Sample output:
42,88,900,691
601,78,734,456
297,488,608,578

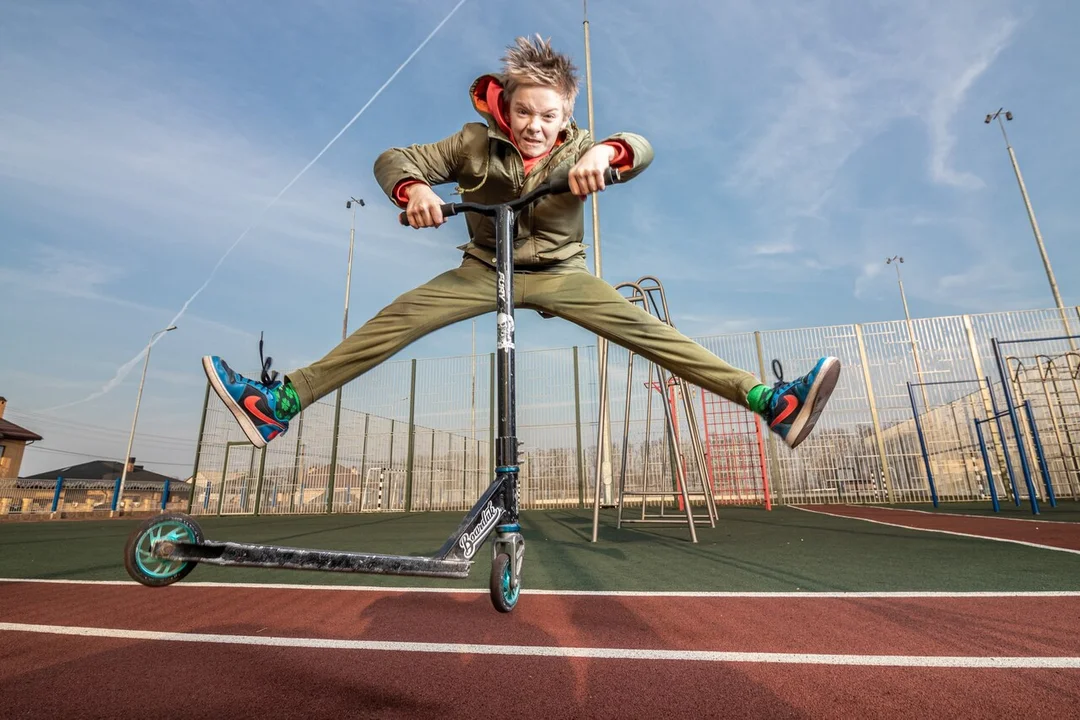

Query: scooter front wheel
489,552,520,613
124,512,204,587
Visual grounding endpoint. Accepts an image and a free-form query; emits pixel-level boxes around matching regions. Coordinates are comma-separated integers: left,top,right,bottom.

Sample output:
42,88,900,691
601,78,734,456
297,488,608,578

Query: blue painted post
992,339,1039,515
907,382,939,506
974,421,1000,513
1023,400,1057,507
161,479,171,511
51,477,64,514
203,483,211,510
986,378,1021,506
110,478,121,512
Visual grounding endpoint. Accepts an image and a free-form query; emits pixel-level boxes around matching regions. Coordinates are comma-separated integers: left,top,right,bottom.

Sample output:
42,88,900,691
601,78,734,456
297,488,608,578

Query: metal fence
181,305,1080,517
1,477,190,518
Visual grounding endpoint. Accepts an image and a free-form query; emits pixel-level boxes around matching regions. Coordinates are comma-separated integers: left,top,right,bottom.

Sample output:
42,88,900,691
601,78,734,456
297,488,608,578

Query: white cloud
753,242,796,256
0,246,257,342
922,17,1021,189
854,262,887,299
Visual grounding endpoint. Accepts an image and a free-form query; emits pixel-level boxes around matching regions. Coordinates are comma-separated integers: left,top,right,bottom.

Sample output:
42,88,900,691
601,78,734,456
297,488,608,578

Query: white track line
2,578,1079,597
793,506,1080,556
2,622,1077,668
865,505,1080,525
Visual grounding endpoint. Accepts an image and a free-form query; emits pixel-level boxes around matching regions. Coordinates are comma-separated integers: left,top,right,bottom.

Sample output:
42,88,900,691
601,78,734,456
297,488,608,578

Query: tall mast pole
584,0,614,540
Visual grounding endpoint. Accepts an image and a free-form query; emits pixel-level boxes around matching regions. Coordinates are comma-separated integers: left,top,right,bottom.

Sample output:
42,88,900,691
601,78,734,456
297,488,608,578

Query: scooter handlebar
397,167,622,226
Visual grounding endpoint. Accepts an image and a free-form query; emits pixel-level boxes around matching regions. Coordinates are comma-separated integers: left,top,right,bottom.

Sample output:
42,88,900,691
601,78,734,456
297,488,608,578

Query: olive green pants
287,257,762,410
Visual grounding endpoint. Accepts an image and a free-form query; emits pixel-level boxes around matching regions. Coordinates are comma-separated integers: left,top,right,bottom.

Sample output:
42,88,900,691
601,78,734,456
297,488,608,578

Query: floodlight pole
584,0,615,538
888,256,930,413
116,325,177,513
327,197,364,513
984,109,1073,347
343,197,364,341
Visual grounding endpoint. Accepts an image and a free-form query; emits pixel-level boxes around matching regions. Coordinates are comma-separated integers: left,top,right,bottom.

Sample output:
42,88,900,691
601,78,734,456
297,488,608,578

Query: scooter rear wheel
489,552,520,613
124,512,204,587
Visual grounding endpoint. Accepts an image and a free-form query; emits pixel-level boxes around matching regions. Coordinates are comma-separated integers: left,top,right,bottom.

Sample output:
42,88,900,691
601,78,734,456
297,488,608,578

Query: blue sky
2,0,1078,478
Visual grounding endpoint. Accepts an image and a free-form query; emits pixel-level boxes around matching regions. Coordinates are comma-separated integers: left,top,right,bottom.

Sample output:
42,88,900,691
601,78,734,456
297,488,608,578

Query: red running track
798,505,1080,552
2,581,1079,719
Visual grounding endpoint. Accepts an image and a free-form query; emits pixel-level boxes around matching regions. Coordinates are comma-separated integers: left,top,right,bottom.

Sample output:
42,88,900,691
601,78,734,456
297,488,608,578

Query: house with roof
16,458,191,516
0,397,43,481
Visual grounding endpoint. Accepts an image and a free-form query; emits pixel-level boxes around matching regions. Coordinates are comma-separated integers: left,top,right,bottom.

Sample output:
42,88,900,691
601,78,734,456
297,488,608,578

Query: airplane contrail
42,0,470,413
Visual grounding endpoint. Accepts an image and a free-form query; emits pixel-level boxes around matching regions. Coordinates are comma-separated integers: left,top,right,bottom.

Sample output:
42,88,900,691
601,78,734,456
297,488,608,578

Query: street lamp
326,198,364,513
343,197,365,342
116,324,177,512
886,256,912,326
984,108,1072,341
584,0,616,540
887,256,929,407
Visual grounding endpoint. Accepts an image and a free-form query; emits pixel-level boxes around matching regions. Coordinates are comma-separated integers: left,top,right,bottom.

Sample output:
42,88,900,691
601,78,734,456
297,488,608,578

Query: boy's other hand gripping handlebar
398,168,622,226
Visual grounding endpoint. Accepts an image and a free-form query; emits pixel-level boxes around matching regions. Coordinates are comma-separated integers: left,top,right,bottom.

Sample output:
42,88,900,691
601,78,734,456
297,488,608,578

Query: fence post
219,443,233,516
754,331,784,504
404,358,418,512
462,434,469,509
187,380,211,513
573,346,585,508
854,324,896,503
357,413,370,497
110,478,121,512
253,448,267,516
327,387,344,514
160,479,170,511
289,414,306,513
387,420,396,509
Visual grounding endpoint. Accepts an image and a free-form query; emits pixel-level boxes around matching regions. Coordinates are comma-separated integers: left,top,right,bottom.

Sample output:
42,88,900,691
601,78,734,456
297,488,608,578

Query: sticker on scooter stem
459,502,503,559
496,312,515,350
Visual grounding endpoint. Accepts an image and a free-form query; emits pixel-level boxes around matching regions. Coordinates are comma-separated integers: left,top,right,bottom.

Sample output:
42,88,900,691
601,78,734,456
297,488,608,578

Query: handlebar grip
398,203,457,226
546,167,623,196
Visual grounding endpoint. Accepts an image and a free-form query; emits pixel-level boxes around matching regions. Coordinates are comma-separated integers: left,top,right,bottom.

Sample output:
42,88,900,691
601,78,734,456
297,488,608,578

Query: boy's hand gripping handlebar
398,168,622,226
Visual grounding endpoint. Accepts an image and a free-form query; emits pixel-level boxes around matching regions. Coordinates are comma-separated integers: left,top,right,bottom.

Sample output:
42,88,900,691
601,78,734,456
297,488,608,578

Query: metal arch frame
905,377,1021,509
594,276,717,543
990,333,1080,514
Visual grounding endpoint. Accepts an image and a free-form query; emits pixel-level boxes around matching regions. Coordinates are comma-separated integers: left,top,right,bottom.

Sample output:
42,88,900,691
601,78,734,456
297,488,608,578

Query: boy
203,36,840,454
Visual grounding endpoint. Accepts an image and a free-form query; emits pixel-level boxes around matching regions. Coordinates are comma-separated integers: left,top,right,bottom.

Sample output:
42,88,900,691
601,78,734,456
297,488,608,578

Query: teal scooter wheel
489,553,520,613
124,512,204,587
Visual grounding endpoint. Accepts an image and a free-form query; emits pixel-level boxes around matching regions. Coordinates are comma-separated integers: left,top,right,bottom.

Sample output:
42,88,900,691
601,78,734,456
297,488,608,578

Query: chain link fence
176,306,1080,516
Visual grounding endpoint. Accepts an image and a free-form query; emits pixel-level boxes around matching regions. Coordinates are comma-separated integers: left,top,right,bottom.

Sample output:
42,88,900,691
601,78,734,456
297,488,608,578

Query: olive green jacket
373,74,653,269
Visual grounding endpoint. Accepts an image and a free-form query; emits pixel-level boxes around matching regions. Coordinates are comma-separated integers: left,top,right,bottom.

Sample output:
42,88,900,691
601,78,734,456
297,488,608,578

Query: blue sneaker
764,356,841,449
201,336,290,448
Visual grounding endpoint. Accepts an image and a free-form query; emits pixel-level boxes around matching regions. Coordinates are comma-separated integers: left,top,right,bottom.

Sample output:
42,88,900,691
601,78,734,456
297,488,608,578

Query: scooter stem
494,204,519,526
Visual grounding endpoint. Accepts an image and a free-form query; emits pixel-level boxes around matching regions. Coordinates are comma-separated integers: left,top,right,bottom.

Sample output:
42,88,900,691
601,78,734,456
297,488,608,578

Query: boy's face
507,85,567,158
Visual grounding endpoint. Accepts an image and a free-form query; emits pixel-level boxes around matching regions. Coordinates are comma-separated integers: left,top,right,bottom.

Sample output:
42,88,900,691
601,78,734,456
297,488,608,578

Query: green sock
746,384,773,415
272,381,302,421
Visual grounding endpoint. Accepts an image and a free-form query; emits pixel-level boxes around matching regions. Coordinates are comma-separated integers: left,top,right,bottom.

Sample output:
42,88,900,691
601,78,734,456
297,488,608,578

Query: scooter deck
157,540,473,578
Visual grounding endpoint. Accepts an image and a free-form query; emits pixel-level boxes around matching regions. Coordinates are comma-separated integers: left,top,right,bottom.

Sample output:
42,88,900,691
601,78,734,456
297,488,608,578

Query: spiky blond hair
501,35,579,113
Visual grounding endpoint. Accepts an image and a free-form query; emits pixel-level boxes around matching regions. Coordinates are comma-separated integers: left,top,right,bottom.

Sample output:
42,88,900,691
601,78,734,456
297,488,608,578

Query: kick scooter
123,167,623,613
